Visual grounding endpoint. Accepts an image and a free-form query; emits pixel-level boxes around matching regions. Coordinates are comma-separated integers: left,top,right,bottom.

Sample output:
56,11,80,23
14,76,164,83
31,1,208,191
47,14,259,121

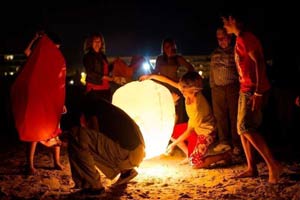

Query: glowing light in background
149,59,156,67
142,62,150,71
4,54,14,61
69,80,74,85
112,80,175,159
198,70,203,77
80,72,86,85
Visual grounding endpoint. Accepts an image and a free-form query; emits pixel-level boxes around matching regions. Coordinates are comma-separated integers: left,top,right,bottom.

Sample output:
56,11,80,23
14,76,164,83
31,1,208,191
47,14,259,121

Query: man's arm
248,49,264,111
140,74,179,89
166,126,194,154
177,56,195,72
24,32,42,57
248,49,265,94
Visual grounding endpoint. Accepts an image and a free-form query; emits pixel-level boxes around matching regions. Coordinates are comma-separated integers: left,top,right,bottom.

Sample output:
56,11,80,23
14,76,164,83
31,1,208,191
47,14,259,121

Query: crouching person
67,93,145,195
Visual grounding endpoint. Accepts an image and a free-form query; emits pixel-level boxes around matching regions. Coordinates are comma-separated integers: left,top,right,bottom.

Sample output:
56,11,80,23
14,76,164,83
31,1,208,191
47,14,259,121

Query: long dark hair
83,32,106,54
161,37,177,61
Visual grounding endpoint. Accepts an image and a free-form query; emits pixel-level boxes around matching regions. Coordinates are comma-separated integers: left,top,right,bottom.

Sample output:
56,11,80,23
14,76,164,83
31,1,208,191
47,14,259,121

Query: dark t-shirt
83,50,108,85
83,97,144,150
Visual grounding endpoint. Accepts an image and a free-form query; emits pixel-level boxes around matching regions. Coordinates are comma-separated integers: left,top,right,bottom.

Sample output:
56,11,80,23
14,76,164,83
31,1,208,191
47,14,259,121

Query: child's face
180,89,196,105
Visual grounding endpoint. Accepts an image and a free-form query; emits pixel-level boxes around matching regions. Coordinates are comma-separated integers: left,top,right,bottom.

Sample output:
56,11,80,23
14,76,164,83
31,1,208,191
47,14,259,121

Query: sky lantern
112,80,175,159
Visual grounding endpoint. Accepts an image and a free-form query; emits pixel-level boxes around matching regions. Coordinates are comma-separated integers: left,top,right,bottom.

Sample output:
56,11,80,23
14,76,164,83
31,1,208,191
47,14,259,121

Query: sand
0,141,300,200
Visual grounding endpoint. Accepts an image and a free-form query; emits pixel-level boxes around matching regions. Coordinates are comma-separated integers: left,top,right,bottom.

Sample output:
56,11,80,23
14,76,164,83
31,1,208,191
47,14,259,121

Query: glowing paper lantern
112,80,175,159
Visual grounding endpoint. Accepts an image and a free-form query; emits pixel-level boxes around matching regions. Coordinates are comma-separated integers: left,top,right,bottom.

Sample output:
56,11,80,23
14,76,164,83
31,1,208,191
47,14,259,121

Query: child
11,32,66,174
221,14,282,183
140,71,231,168
27,105,67,174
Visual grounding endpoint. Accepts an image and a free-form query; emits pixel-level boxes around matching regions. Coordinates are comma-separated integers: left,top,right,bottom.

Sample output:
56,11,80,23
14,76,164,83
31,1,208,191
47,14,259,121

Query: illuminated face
179,85,196,105
216,29,231,49
163,42,177,57
92,37,102,53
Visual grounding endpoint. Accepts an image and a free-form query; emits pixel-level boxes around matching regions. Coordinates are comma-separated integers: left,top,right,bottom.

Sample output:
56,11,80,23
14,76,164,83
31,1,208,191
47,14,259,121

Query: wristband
254,92,263,97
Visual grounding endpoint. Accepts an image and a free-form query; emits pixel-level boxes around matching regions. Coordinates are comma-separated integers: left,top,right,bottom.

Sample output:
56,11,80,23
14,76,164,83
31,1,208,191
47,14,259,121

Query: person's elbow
24,49,31,57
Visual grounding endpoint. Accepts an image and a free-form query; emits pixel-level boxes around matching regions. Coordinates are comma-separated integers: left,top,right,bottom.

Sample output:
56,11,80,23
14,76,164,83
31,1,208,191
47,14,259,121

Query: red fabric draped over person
11,35,66,142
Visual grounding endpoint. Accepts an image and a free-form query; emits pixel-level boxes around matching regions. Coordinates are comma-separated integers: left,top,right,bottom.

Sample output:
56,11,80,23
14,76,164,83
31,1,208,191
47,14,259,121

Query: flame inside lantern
112,80,175,159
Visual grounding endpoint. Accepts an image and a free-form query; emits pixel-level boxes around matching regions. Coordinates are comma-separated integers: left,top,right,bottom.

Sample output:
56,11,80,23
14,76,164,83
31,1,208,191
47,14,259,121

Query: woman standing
83,32,112,102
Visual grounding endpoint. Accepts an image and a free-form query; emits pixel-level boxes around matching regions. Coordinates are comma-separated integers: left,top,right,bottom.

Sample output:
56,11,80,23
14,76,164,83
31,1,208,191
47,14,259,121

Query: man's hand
139,74,151,81
250,94,263,111
171,92,180,104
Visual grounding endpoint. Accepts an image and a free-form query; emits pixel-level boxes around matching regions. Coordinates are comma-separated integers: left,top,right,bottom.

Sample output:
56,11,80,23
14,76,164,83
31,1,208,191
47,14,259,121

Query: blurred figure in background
110,55,151,94
210,27,241,155
83,32,112,102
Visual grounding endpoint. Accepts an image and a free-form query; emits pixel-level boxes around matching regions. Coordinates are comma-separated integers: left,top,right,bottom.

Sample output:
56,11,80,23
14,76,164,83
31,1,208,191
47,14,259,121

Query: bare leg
170,137,189,164
236,134,258,178
27,142,37,174
179,157,189,165
244,132,282,183
53,146,64,170
193,150,231,169
175,141,188,156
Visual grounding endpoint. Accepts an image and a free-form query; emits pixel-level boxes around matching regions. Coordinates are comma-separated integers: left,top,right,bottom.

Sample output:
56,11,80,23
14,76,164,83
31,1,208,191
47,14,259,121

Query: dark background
1,1,298,68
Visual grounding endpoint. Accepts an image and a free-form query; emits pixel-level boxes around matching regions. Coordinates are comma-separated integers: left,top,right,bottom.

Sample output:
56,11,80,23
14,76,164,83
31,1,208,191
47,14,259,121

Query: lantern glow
112,80,175,159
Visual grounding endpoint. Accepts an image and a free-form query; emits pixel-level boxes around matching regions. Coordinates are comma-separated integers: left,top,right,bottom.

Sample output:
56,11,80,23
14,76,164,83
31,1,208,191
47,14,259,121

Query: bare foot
159,152,172,159
268,163,283,184
179,157,189,165
27,167,37,175
40,137,62,147
54,163,64,170
235,169,259,178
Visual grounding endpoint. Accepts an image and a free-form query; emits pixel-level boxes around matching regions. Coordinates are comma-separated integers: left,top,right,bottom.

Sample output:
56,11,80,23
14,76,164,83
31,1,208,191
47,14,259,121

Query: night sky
0,1,298,70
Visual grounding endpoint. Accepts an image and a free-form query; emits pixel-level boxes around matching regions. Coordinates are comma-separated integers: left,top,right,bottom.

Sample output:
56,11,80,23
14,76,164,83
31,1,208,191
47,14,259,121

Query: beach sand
1,140,300,200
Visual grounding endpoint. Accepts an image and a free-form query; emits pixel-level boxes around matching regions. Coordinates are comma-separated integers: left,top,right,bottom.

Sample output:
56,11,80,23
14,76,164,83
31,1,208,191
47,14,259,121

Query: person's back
186,92,216,136
82,95,145,150
67,94,145,193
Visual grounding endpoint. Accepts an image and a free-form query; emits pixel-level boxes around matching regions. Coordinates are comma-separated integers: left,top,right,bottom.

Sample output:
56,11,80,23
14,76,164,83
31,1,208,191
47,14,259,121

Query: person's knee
129,144,145,166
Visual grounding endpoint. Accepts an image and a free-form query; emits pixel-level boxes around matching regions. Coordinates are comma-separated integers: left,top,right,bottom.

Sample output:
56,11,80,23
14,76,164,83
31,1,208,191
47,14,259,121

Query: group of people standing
10,11,284,196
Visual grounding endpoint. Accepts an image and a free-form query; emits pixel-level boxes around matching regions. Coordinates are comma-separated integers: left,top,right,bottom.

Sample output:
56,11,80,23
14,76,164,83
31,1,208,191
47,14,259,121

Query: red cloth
11,35,66,142
171,123,197,156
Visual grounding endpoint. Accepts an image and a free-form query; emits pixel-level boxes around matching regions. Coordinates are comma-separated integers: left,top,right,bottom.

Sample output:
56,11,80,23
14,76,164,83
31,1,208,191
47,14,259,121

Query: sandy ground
1,139,300,200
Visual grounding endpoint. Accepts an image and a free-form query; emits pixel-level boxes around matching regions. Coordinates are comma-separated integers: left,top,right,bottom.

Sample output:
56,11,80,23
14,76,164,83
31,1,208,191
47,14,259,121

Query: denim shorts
237,92,263,135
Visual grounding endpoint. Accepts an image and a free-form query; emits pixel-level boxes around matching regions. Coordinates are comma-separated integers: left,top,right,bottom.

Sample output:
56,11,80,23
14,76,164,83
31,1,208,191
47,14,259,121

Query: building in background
0,53,211,87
